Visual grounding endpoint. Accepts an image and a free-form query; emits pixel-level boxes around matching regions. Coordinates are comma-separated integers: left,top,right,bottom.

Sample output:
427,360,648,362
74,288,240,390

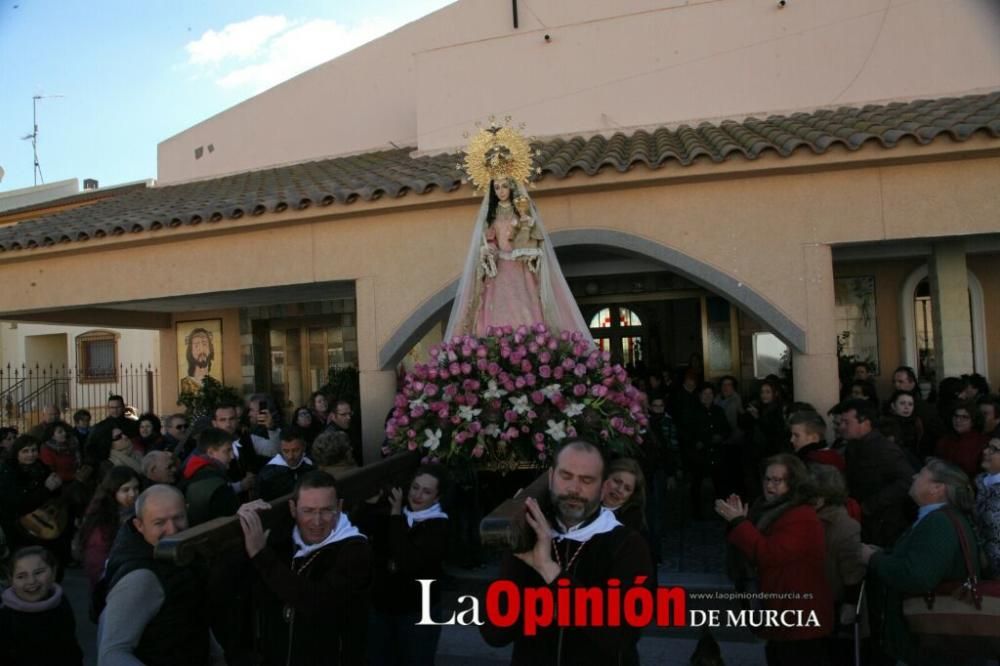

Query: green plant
176,376,243,422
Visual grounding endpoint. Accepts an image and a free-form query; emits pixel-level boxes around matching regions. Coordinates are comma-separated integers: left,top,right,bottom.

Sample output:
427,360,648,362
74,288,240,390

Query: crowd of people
0,362,998,665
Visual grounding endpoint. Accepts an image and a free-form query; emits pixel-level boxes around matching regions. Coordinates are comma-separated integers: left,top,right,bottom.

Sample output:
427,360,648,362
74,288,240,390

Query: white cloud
185,15,290,65
213,16,397,92
183,8,438,94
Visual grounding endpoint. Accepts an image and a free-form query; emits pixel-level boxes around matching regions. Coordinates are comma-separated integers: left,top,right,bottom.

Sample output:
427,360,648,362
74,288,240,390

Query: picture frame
176,318,223,394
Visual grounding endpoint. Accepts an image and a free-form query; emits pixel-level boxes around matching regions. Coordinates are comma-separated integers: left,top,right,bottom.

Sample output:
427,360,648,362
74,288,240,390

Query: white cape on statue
444,185,594,344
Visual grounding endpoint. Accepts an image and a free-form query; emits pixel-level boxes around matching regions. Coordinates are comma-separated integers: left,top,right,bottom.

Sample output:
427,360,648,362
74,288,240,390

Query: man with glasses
238,471,371,665
839,398,914,547
325,399,362,465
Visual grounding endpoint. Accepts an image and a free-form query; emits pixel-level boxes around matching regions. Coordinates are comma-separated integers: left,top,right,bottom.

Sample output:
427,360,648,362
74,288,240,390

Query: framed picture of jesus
176,319,223,394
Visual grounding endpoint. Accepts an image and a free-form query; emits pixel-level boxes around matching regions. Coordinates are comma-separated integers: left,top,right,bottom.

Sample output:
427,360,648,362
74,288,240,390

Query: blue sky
0,0,453,192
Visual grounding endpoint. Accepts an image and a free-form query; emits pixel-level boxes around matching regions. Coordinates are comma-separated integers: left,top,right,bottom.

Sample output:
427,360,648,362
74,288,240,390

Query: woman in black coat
359,464,450,666
0,545,83,666
0,436,67,568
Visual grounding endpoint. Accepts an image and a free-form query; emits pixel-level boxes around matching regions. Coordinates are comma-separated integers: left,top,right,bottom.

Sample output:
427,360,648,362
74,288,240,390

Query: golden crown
458,117,541,194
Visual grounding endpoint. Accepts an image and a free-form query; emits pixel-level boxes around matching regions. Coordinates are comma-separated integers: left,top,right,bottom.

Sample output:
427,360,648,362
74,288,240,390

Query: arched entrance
900,264,988,379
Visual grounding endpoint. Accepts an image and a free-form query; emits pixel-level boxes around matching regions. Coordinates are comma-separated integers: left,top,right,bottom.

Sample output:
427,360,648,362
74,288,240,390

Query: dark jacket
868,507,981,663
251,529,372,666
103,521,212,666
681,403,731,469
0,587,83,666
256,458,316,501
0,460,58,551
181,454,239,525
845,431,915,547
480,523,655,665
359,510,449,615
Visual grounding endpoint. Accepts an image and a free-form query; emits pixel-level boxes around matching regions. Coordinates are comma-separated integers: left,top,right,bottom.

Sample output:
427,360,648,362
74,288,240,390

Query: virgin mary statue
445,122,593,344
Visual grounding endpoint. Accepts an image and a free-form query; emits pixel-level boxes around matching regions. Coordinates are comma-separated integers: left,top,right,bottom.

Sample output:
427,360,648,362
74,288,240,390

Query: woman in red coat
716,453,833,666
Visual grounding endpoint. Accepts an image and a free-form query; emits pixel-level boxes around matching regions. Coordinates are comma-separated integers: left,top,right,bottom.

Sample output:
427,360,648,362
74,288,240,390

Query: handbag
902,508,1000,655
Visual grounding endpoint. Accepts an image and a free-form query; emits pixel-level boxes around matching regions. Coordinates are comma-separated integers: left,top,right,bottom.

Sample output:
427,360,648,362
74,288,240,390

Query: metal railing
0,363,158,430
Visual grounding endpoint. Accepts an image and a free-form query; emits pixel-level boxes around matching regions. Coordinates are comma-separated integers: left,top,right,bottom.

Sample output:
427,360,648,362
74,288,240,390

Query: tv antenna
20,94,65,186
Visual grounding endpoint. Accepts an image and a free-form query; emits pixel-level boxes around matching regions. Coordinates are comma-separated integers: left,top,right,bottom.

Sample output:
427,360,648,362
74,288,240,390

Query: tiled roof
2,92,998,253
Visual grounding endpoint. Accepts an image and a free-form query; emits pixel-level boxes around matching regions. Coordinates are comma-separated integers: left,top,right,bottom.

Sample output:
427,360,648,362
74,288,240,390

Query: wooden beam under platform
155,450,422,564
479,472,549,551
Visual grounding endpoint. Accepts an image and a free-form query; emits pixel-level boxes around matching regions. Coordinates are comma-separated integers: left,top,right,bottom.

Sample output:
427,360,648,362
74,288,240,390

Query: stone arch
378,229,807,369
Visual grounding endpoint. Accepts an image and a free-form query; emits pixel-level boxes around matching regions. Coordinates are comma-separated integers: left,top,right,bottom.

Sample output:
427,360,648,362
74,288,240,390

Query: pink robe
476,215,543,335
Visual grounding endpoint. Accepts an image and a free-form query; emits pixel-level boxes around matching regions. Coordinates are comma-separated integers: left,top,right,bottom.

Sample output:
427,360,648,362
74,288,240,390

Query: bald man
98,485,223,666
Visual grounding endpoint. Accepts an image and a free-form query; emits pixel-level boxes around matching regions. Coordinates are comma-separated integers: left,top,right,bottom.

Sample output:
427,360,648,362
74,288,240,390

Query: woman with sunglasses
101,427,143,478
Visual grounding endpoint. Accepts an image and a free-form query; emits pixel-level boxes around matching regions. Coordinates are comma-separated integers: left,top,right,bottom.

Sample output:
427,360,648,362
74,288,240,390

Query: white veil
444,183,593,345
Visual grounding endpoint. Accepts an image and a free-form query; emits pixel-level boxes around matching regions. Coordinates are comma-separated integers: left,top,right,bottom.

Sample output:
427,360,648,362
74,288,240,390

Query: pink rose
407,429,416,438
487,362,501,376
520,360,533,373
504,410,518,423
534,441,546,451
424,384,439,397
515,377,527,389
531,391,545,405
538,365,552,378
449,362,461,375
523,373,537,387
472,444,485,458
573,384,587,397
408,441,418,451
553,367,565,380
573,364,587,377
461,362,472,375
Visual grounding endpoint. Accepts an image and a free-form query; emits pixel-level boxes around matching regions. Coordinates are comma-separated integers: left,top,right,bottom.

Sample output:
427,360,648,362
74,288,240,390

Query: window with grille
76,331,118,381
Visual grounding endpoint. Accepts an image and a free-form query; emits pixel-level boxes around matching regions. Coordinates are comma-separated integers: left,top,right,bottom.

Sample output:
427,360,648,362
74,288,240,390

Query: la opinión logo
416,578,688,635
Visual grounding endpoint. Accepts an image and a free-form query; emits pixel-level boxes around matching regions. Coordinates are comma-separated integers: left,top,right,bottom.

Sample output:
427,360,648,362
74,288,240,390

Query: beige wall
157,0,1000,183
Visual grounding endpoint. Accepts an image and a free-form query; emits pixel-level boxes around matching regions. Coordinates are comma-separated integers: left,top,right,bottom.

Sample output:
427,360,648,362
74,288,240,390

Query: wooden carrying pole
155,451,421,565
479,472,549,551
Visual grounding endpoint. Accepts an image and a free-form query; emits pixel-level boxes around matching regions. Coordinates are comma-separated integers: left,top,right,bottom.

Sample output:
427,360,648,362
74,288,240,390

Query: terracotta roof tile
1,92,998,253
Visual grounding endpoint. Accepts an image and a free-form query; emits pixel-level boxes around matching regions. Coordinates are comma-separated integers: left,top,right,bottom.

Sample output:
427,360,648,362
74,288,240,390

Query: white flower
545,419,567,441
562,402,585,418
458,405,482,422
483,424,501,437
483,380,508,400
408,397,428,411
541,384,563,400
509,395,531,415
423,428,443,451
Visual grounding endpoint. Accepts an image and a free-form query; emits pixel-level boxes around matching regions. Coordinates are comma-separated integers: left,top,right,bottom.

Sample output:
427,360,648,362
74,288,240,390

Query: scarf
0,583,63,612
403,502,449,528
108,447,143,473
266,453,314,470
550,506,621,543
291,512,364,560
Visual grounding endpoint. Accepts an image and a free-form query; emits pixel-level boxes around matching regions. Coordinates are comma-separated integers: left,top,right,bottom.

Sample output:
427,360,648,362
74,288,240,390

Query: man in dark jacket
238,470,372,666
256,428,315,501
841,399,915,547
97,484,222,665
180,427,240,526
480,439,655,665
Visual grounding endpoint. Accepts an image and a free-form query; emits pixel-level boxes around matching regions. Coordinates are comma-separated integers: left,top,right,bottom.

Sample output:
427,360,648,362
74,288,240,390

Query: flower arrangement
384,323,648,467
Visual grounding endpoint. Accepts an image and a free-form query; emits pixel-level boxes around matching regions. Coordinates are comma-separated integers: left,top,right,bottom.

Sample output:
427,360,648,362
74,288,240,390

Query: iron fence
0,363,158,431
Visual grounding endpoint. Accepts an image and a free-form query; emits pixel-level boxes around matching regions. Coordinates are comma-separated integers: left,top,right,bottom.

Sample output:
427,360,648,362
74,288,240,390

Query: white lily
541,383,563,400
423,428,443,451
509,395,531,415
545,419,568,441
563,402,585,418
483,424,501,437
483,380,508,400
408,396,428,411
458,405,482,422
